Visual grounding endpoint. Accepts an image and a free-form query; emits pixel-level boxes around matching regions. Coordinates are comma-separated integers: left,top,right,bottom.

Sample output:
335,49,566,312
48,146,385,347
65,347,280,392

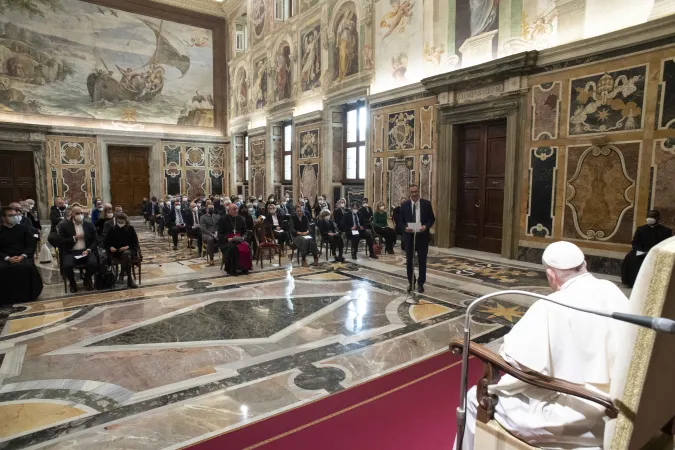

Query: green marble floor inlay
90,296,345,346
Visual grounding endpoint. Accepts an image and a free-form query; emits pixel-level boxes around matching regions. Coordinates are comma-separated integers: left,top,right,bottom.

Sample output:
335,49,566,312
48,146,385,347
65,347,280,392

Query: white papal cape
489,273,629,449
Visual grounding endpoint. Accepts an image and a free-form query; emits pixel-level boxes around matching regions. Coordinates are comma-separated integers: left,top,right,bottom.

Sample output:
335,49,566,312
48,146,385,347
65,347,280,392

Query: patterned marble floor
0,223,623,449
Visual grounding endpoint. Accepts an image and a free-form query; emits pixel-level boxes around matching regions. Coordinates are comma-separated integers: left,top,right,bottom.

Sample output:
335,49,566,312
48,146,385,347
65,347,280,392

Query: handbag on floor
39,243,52,264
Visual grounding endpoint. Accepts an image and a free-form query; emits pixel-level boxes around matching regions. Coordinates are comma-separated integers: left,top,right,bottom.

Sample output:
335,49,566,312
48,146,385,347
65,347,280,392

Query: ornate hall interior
0,0,674,448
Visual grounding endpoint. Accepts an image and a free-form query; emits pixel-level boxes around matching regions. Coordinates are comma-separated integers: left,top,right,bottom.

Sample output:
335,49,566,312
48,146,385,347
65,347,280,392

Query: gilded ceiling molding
145,0,229,18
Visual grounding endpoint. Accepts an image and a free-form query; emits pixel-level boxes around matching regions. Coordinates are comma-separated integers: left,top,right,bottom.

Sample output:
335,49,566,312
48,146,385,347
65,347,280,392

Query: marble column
231,131,245,195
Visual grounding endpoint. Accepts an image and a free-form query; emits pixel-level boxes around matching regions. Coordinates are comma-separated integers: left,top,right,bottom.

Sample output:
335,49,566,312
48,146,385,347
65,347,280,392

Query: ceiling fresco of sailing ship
0,0,214,127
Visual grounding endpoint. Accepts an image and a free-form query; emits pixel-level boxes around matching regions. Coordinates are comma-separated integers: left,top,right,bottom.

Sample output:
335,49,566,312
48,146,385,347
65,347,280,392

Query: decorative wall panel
248,134,267,199
160,141,228,197
568,66,647,136
651,138,675,229
388,110,415,150
531,82,561,140
250,166,266,199
45,136,100,210
373,114,384,153
387,157,415,212
526,147,557,237
657,57,675,129
563,143,640,243
299,129,320,159
299,163,319,200
272,127,283,184
235,136,245,183
332,126,343,183
373,157,384,206
419,106,434,150
346,185,364,206
419,154,432,201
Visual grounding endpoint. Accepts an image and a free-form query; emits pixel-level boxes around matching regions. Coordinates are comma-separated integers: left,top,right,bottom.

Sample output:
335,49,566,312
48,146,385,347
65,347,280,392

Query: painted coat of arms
568,66,646,135
299,129,319,159
388,110,415,150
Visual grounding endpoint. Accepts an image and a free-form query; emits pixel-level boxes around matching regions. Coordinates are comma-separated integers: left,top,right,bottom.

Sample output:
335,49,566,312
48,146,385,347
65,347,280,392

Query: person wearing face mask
184,202,203,257
621,209,673,288
284,194,294,215
95,204,114,238
317,209,344,262
334,198,347,232
200,204,220,266
141,197,149,220
358,198,374,226
342,202,378,260
290,205,319,267
102,205,123,239
0,206,43,303
262,203,289,247
104,213,140,289
48,197,68,250
181,195,190,211
91,200,103,224
168,200,187,250
59,206,98,292
372,202,396,254
145,196,162,233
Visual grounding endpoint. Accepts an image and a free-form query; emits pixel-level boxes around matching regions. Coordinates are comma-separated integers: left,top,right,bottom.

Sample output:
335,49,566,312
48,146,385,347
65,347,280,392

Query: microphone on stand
454,289,675,450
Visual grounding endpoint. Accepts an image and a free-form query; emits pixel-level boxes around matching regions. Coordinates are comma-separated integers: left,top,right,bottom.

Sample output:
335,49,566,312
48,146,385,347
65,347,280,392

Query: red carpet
189,351,483,450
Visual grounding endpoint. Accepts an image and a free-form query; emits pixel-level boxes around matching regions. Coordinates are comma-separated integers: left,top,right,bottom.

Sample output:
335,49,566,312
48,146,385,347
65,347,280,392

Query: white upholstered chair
451,237,675,450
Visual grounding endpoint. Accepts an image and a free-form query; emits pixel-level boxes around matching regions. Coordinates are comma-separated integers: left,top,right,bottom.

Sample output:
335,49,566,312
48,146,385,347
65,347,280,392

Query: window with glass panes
244,135,249,182
283,124,292,182
344,102,367,181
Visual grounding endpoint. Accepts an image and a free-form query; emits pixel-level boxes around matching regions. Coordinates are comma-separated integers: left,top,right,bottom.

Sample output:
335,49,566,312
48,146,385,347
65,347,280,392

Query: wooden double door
0,150,37,207
108,146,149,215
455,120,507,254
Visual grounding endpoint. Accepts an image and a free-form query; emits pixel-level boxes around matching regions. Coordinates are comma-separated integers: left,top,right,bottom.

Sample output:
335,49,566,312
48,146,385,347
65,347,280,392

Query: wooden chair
110,249,143,286
450,236,675,450
253,223,282,269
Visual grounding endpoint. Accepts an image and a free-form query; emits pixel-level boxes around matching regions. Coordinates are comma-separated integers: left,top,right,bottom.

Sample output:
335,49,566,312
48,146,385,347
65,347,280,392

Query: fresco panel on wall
526,147,557,238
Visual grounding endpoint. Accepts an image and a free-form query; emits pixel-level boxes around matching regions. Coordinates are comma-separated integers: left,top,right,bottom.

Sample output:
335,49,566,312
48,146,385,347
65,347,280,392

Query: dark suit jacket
397,199,435,240
334,207,347,231
262,211,285,228
317,218,339,237
49,206,66,232
342,210,367,231
145,202,161,217
359,206,374,225
184,210,201,230
168,208,188,228
59,220,97,253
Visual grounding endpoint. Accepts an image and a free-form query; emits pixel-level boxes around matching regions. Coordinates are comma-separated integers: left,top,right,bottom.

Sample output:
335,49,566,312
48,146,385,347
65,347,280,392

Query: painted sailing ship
86,19,190,103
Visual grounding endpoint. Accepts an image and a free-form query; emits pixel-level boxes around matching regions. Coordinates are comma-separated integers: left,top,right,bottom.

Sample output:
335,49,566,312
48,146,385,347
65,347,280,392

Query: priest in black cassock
622,209,673,287
0,206,43,304
217,203,252,276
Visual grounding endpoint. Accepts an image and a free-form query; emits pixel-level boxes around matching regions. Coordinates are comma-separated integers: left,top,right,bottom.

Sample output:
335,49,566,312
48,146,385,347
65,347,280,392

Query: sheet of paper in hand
407,222,422,232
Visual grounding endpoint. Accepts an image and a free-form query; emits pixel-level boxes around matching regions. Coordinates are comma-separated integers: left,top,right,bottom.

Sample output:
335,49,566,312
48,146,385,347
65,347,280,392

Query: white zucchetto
542,241,585,270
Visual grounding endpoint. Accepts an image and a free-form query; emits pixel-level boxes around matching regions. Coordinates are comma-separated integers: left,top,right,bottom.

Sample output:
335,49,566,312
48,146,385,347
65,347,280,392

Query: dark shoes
369,254,379,259
84,279,94,291
69,282,78,293
417,285,425,293
173,246,178,251
128,279,138,289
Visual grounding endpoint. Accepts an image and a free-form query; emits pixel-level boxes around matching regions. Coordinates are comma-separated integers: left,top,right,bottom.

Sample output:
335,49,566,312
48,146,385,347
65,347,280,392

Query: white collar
560,272,592,290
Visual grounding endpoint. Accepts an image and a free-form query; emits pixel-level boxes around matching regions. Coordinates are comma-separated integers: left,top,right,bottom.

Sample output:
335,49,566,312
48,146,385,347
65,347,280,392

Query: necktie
412,203,417,219
354,213,360,227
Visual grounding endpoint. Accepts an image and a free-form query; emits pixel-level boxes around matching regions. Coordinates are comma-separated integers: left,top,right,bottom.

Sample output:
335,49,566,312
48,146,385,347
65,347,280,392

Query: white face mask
74,214,83,222
106,212,114,219
160,202,164,207
646,217,657,225
183,197,188,201
8,216,21,226
363,203,369,208
98,207,103,211
192,207,198,212
339,203,345,208
379,206,385,211
175,205,181,211
117,222,126,228
352,209,359,214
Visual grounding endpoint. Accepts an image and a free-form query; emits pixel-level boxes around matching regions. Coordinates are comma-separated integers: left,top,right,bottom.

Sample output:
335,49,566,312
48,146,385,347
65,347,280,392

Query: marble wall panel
651,138,675,230
346,184,364,206
373,157,384,206
657,57,675,129
419,106,434,150
45,136,100,210
332,126,343,183
531,82,561,140
563,143,640,243
251,166,266,199
568,65,647,136
387,157,414,212
273,128,283,184
526,147,557,238
299,129,320,159
235,136,245,183
299,163,319,200
249,136,266,166
186,169,206,198
185,146,206,167
209,171,224,195
420,154,432,201
388,110,415,151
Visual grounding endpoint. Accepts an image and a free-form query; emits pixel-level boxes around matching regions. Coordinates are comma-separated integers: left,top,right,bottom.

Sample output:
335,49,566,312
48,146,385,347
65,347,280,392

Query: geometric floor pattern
0,220,623,448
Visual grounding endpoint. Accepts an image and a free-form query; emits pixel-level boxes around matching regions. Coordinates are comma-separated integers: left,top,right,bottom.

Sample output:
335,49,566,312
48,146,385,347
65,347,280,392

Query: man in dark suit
48,197,67,248
59,206,98,292
358,198,374,226
168,200,187,250
397,184,435,298
145,196,162,233
342,202,378,260
334,198,347,232
185,202,203,257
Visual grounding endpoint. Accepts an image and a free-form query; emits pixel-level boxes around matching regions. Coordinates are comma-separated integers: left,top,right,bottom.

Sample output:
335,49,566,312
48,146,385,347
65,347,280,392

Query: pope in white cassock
456,241,629,450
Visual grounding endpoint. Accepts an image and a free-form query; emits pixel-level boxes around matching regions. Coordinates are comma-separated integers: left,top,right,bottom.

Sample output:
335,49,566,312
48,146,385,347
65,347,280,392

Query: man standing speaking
397,184,435,300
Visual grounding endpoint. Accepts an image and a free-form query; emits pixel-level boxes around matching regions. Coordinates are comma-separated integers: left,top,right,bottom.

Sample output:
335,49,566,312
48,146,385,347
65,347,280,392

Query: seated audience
185,201,203,257
23,199,41,232
104,213,139,289
217,203,253,276
262,203,289,247
200,204,220,266
59,206,98,292
48,197,67,248
0,206,43,303
317,210,345,262
102,205,123,238
342,202,378,260
145,196,162,233
621,209,673,287
96,204,114,237
372,202,397,254
91,199,103,224
392,197,406,247
168,200,187,250
334,198,348,232
290,205,319,267
358,197,374,226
